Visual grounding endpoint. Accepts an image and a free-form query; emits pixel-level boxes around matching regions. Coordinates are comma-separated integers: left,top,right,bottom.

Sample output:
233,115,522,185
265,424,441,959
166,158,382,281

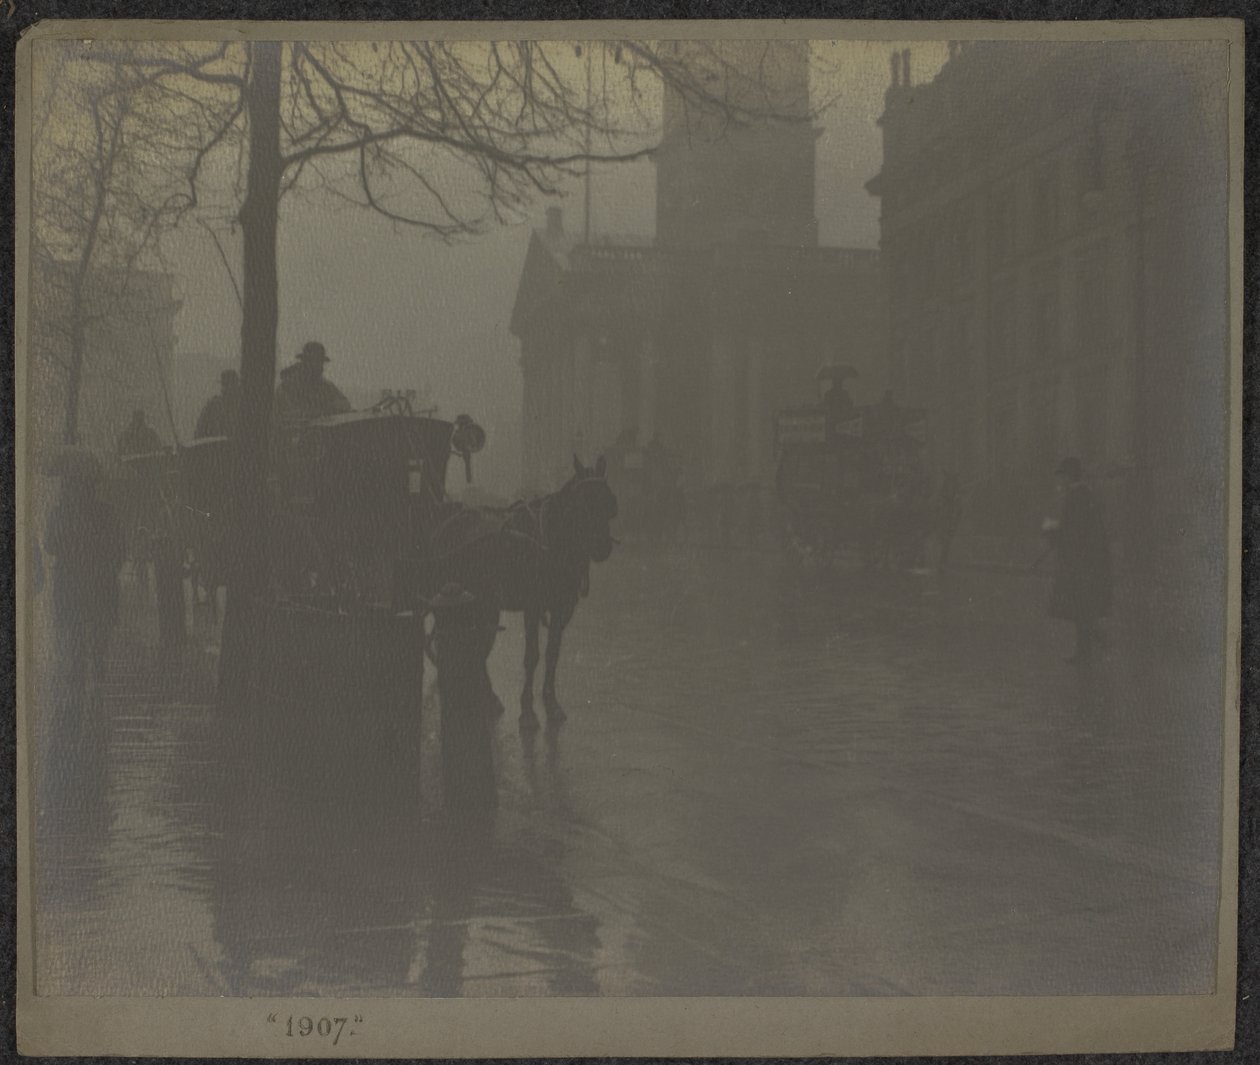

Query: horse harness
509,480,606,599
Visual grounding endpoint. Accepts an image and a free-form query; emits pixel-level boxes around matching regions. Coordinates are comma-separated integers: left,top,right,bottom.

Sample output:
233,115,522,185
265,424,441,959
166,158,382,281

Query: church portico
511,42,888,499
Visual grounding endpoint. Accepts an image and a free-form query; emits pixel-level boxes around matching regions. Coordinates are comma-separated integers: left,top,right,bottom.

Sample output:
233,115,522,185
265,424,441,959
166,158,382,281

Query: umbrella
817,364,859,383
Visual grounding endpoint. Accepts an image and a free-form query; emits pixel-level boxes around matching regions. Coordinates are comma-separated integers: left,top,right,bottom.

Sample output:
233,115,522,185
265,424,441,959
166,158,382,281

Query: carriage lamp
451,415,487,485
451,415,486,455
451,413,483,451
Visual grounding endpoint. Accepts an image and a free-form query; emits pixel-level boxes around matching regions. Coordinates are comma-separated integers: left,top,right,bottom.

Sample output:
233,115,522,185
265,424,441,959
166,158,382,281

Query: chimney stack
890,51,901,87
902,49,912,86
545,206,564,235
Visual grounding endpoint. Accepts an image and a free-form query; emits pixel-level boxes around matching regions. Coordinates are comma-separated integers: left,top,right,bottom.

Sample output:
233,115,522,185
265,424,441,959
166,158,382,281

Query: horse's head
558,454,619,563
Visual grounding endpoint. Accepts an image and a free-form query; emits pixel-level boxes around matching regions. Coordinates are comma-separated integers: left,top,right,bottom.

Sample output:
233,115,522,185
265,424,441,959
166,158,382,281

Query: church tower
654,40,819,248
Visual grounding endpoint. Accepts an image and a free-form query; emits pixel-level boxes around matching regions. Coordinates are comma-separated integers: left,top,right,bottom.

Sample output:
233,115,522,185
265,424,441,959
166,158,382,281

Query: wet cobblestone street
31,546,1224,998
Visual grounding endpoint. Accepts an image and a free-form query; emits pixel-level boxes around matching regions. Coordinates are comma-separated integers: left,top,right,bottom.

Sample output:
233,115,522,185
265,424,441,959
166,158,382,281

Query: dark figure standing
1044,457,1112,663
195,369,241,439
117,409,163,458
44,467,125,709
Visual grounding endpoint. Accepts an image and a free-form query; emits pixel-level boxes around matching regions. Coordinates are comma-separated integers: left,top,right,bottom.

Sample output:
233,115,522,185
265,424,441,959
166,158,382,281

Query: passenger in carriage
821,377,856,423
117,409,163,458
194,369,240,439
275,341,352,425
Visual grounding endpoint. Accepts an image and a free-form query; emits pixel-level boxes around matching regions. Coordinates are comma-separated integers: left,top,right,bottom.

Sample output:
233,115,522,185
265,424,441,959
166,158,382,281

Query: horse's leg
541,603,574,724
520,608,541,731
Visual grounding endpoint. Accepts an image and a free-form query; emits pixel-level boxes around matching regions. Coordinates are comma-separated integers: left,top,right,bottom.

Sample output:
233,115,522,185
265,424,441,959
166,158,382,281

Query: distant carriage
773,399,958,569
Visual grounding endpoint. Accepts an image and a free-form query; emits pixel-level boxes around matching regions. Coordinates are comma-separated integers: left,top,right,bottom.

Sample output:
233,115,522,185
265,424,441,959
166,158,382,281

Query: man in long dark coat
1044,456,1112,663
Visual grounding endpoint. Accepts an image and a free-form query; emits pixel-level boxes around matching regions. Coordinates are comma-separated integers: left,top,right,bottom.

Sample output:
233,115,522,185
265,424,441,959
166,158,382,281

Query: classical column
708,332,737,484
519,348,536,489
637,334,657,444
745,334,766,483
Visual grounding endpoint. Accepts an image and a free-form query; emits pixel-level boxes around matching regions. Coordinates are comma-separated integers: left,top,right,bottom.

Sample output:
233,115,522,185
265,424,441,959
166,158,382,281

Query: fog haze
163,41,947,494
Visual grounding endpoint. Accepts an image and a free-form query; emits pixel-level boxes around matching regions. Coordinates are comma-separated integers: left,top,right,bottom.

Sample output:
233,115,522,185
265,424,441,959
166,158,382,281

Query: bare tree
30,54,198,448
48,36,829,707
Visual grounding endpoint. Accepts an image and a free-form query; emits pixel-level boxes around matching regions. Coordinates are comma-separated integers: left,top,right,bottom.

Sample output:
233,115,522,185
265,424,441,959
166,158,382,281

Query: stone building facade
512,42,888,496
866,41,1229,568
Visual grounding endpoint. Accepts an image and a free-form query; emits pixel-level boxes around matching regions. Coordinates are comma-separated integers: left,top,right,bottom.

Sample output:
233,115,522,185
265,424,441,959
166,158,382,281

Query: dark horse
420,456,618,732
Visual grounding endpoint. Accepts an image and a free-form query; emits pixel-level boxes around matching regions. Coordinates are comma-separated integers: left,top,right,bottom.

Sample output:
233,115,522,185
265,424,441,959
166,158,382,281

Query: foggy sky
161,40,947,494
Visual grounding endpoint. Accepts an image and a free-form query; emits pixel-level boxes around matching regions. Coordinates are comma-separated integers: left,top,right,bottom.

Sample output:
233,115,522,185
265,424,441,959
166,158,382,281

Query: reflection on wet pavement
32,549,1224,997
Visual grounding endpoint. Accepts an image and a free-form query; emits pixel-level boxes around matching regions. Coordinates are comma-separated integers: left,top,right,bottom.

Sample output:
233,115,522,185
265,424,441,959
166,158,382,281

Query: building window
891,338,912,397
989,189,1015,265
950,410,972,477
988,280,1018,380
1028,379,1059,474
921,226,941,297
949,303,972,384
1076,370,1108,466
989,397,1018,477
954,209,974,280
918,313,940,395
1075,246,1109,357
1031,266,1062,363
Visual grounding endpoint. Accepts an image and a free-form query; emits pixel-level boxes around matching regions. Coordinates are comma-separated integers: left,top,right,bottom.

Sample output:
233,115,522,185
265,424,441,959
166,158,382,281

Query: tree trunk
62,314,86,446
60,96,120,448
218,40,282,711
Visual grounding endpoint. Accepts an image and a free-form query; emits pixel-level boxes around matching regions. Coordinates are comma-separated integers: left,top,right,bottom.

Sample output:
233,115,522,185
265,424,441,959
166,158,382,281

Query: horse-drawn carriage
110,397,490,772
271,401,486,605
773,394,959,569
115,395,487,610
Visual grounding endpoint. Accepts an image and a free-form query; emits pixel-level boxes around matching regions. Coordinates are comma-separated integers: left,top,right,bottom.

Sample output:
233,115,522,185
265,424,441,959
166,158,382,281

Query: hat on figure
297,341,329,364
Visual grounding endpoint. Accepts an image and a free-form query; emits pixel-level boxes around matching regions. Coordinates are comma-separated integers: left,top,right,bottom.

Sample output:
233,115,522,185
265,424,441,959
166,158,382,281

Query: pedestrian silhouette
1043,456,1112,663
